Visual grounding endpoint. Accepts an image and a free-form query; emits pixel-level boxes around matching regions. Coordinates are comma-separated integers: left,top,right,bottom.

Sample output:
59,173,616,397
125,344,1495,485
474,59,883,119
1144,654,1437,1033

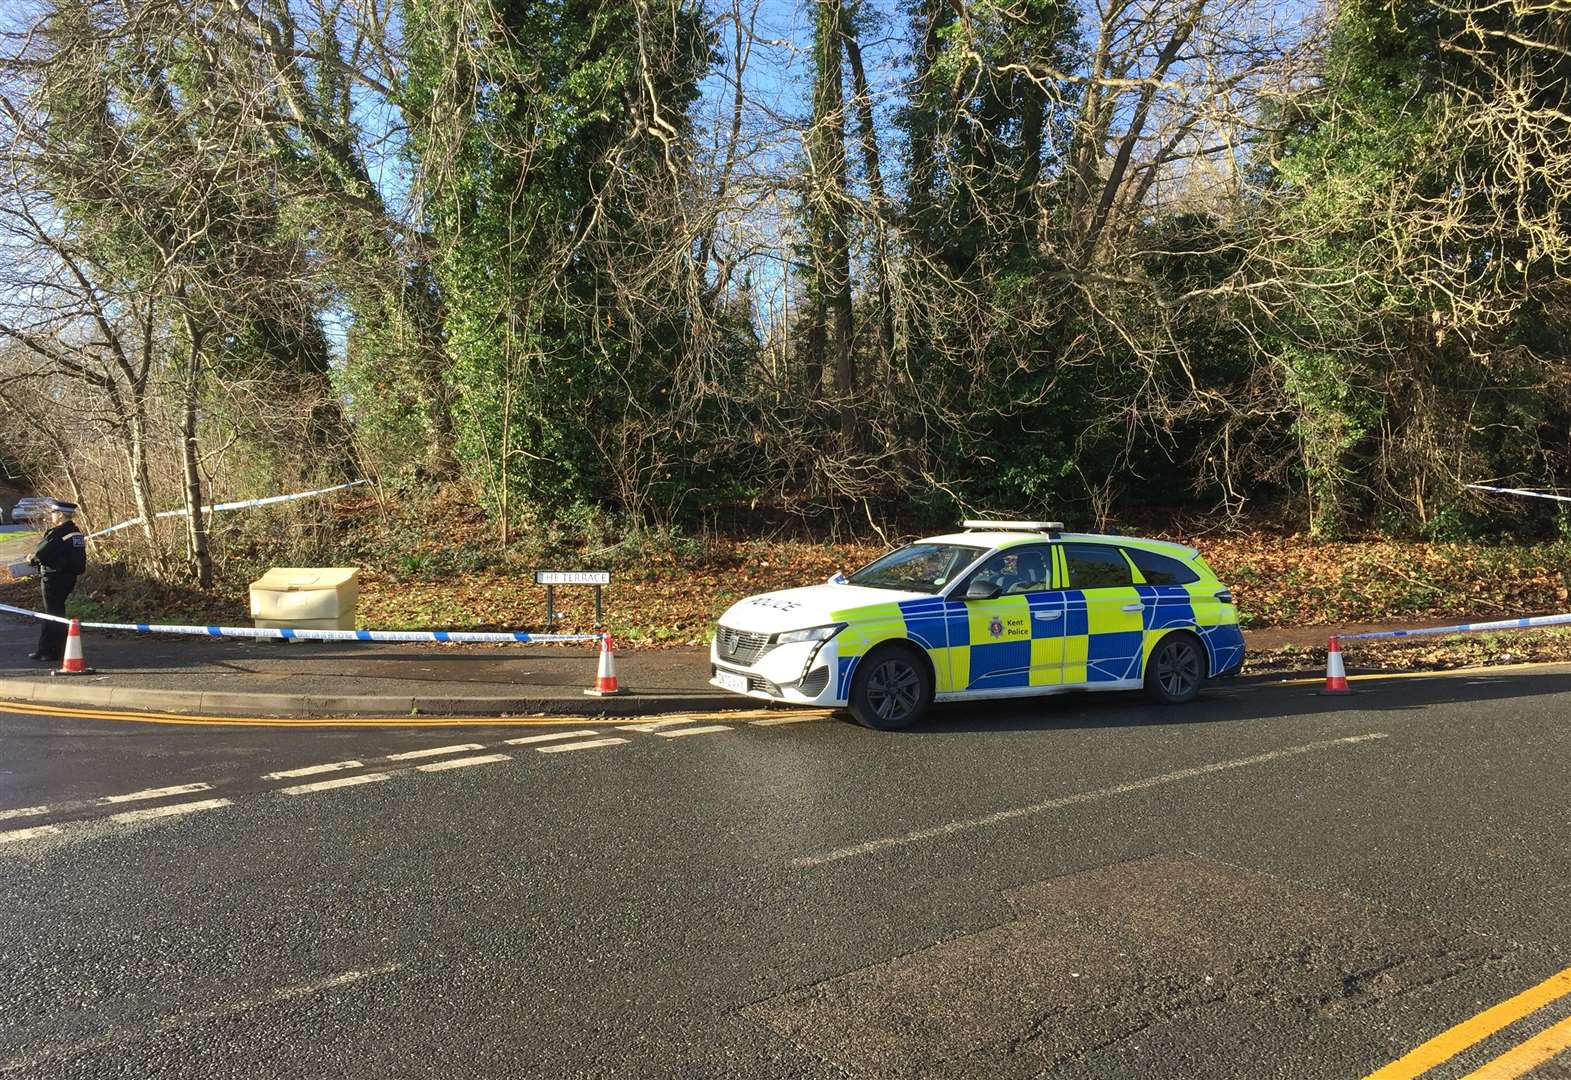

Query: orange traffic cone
584,633,627,697
1319,635,1351,695
53,619,96,676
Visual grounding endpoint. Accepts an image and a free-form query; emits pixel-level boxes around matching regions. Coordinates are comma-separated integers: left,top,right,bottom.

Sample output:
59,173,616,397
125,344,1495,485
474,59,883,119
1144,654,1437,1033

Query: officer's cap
46,499,77,515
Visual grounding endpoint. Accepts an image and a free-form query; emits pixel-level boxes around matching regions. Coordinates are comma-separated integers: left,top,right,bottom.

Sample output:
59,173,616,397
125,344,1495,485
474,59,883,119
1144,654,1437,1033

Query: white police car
710,521,1245,729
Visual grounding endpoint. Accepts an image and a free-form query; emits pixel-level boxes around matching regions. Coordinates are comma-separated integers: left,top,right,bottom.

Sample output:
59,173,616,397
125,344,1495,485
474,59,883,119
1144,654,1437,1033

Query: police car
710,521,1245,729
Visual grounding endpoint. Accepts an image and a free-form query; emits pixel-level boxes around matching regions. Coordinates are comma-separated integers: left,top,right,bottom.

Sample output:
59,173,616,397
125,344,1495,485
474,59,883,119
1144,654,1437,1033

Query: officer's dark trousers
35,574,75,660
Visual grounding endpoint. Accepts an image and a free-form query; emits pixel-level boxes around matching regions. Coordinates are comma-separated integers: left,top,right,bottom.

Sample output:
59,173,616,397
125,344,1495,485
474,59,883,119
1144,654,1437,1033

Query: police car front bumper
709,636,844,706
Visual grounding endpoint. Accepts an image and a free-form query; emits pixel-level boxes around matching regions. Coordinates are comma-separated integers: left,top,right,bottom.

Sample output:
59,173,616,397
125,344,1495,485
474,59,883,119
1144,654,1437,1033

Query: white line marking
107,798,233,824
279,773,390,795
102,782,213,804
0,962,402,1074
656,725,732,738
794,733,1391,868
537,737,628,754
386,743,485,761
750,715,821,727
278,964,402,996
0,824,61,844
616,718,699,732
504,730,598,745
264,760,364,780
415,753,511,772
0,804,51,822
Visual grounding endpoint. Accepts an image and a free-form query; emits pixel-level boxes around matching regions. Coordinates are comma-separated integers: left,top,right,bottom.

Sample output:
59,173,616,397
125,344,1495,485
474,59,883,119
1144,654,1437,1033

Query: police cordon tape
1465,482,1571,504
0,600,628,693
0,601,600,644
1320,610,1571,693
87,479,371,539
1338,611,1571,641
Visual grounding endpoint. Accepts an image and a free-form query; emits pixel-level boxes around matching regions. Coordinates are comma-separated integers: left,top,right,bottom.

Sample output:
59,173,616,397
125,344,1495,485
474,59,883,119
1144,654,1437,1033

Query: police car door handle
1121,602,1143,612
1032,611,1061,621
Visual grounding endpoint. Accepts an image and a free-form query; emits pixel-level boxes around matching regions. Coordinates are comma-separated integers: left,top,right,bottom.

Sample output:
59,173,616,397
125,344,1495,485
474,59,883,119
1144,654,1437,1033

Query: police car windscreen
847,544,985,594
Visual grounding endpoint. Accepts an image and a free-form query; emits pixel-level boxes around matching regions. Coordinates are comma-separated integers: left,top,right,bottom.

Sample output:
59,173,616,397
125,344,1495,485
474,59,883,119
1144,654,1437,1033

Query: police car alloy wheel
1146,632,1204,704
849,645,933,731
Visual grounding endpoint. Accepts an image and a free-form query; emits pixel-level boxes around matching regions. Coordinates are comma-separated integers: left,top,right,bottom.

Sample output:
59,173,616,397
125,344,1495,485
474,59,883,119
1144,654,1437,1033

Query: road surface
3,669,1571,1078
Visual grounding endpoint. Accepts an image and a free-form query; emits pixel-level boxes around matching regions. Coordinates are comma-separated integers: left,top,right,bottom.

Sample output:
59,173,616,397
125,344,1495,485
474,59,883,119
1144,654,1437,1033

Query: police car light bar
961,520,1065,534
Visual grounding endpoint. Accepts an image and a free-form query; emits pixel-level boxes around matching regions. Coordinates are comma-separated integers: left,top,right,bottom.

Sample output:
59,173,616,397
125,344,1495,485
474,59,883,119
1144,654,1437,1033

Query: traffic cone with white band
1319,635,1351,695
53,619,96,676
584,633,627,696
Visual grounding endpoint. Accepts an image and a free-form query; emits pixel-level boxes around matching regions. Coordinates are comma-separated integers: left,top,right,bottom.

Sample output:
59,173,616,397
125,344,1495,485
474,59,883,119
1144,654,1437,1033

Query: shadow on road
912,669,1571,734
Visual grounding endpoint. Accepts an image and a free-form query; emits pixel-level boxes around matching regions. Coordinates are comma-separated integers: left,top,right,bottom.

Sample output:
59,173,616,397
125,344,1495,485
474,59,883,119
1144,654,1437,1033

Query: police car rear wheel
1146,632,1204,704
849,646,932,731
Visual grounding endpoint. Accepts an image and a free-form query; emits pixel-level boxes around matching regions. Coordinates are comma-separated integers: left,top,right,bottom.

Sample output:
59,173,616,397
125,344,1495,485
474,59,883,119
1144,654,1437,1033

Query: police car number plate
716,670,748,693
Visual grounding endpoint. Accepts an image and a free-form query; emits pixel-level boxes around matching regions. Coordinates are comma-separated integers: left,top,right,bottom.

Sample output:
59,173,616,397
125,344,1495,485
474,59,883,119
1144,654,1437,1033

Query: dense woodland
0,0,1567,587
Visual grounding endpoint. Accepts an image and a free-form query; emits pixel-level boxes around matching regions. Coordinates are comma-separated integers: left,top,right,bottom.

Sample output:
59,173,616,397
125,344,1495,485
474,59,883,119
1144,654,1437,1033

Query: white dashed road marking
656,725,732,738
0,804,51,822
616,718,699,733
415,753,511,773
386,743,486,761
537,737,629,754
794,733,1391,868
1,708,795,844
280,773,390,796
102,782,213,804
0,961,404,1074
264,760,365,780
107,798,233,824
503,730,599,745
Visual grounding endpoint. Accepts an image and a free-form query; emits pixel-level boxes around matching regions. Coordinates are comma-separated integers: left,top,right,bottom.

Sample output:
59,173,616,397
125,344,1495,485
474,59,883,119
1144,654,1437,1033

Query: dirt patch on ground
748,854,1507,1080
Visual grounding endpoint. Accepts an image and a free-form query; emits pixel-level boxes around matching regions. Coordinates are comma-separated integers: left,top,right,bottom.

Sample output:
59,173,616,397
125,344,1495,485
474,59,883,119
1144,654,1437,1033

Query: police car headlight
772,623,845,646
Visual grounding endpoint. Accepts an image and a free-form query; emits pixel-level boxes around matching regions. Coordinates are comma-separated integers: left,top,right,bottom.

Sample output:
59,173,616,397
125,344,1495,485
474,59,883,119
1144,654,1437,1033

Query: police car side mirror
965,579,1001,601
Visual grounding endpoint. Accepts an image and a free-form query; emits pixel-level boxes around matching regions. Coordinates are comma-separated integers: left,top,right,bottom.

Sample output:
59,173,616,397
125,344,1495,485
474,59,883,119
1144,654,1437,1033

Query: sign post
533,570,611,629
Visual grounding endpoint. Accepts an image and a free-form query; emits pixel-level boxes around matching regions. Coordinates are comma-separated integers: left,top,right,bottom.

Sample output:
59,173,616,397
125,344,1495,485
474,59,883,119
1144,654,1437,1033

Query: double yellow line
0,699,631,728
1367,964,1571,1078
0,698,816,728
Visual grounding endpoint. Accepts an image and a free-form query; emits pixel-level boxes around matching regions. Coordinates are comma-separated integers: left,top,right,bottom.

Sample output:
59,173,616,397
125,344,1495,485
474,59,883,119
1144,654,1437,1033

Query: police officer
26,499,86,663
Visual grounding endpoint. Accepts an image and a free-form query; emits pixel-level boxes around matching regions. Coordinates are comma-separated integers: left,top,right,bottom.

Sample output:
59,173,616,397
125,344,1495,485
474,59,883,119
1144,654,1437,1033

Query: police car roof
922,529,1199,559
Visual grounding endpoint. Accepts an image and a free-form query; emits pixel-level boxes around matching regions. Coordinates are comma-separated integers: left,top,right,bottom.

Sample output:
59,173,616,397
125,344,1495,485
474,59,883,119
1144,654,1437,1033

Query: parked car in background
9,497,49,526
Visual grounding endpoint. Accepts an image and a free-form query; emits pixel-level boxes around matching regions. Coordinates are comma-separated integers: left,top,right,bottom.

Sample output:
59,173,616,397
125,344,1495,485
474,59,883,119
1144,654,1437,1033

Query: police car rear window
1062,544,1134,589
1123,547,1200,586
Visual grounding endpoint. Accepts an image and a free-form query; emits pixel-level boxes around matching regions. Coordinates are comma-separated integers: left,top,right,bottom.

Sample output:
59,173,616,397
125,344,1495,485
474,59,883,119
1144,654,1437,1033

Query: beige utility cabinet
250,567,360,631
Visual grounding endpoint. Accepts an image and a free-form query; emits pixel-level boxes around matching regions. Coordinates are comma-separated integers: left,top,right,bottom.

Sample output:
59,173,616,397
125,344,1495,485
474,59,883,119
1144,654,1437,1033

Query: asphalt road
3,671,1571,1079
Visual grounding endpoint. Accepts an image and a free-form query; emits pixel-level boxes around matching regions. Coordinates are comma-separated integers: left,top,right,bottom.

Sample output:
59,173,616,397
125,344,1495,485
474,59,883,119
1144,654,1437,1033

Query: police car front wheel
1145,632,1205,705
848,645,933,731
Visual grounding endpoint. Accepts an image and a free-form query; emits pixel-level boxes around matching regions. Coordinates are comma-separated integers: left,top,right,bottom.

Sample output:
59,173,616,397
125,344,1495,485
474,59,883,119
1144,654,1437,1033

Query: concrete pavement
0,617,734,717
3,668,1571,1076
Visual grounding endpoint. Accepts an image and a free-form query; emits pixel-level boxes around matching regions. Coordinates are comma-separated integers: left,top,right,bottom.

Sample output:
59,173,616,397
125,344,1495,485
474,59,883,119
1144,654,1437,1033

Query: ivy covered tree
1262,0,1571,537
403,0,715,526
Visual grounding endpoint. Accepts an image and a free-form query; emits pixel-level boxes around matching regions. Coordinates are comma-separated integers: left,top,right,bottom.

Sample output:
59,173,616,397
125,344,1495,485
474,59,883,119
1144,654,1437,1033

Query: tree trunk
99,378,165,571
908,2,949,222
1018,80,1045,253
808,0,854,433
180,322,213,589
406,261,457,477
841,5,894,370
124,399,164,565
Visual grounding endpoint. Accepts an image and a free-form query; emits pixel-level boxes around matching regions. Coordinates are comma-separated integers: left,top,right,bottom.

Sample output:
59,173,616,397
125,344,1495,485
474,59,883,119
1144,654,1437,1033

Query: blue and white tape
1340,611,1571,641
1466,483,1571,504
0,602,600,644
89,479,371,539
